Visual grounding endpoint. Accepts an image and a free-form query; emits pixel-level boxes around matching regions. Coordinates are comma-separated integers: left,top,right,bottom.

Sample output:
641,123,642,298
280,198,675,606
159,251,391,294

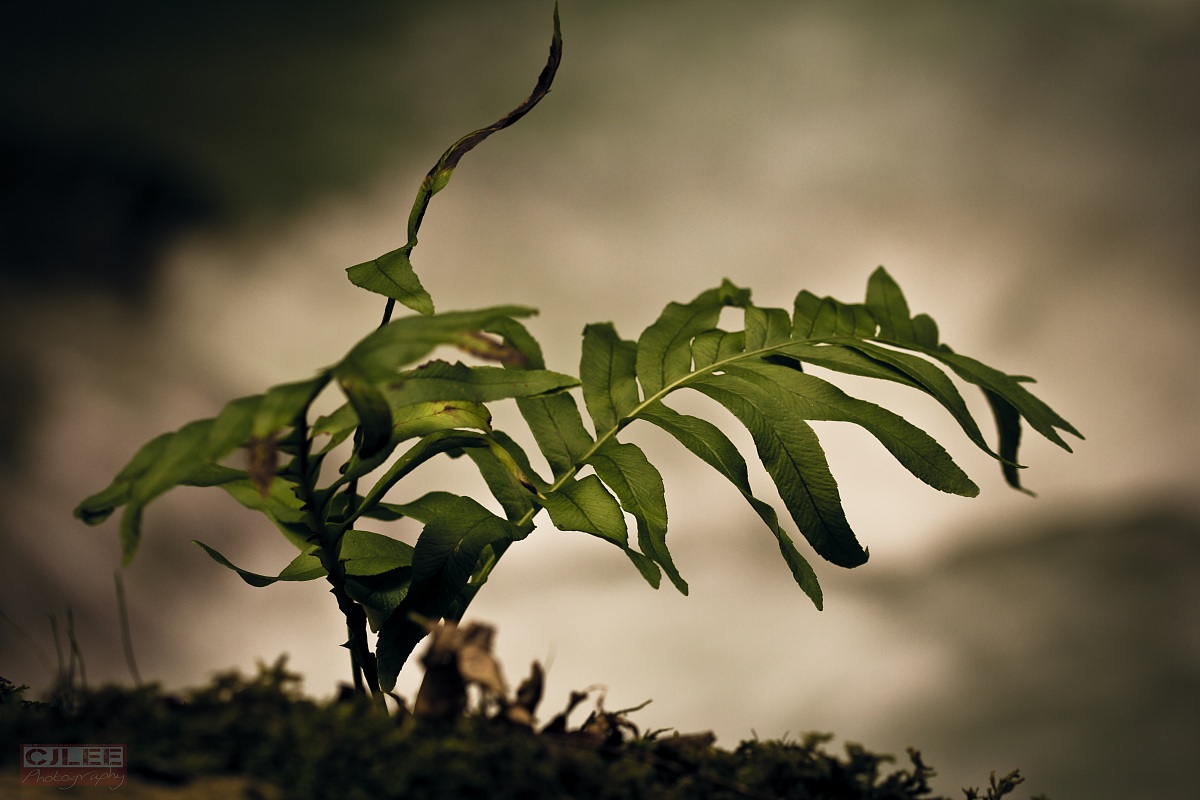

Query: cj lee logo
19,744,127,788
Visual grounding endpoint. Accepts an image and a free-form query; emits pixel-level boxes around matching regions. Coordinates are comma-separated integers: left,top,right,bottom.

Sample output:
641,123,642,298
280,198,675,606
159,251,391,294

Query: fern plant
74,5,1079,702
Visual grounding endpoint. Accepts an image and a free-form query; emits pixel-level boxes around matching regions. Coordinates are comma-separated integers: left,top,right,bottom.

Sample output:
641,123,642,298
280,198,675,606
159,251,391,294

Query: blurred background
2,1,1198,796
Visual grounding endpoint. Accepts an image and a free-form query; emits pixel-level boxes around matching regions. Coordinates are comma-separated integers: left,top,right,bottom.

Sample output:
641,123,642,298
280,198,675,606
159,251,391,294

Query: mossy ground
1,661,1038,800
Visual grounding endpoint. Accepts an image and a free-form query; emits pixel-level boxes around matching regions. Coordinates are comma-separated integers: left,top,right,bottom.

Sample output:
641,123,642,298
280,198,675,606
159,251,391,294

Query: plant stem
379,298,396,328
297,410,384,707
329,579,382,703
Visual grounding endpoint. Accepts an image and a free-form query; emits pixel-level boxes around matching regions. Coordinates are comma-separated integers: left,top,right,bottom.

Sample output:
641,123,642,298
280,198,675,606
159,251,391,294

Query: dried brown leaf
413,620,507,720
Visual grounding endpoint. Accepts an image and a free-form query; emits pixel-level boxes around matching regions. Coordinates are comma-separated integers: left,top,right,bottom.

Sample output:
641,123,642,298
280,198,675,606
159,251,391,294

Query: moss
0,659,1045,800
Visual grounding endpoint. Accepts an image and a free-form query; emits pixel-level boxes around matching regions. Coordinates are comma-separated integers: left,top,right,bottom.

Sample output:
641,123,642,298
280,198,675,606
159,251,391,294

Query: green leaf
205,396,260,459
792,291,877,339
771,527,824,610
312,403,359,452
516,393,594,479
352,431,491,524
92,418,244,565
338,368,393,460
636,402,822,608
202,374,331,461
688,375,868,569
487,430,549,491
580,323,640,434
769,343,910,386
386,361,579,406
743,306,793,351
622,549,662,589
690,329,745,370
827,339,1000,461
587,440,685,593
364,491,465,524
222,477,307,526
340,399,493,480
336,306,539,383
374,495,518,690
788,271,1080,483
344,568,412,633
254,375,331,437
865,268,942,349
409,497,516,611
540,474,628,546
636,280,747,397
340,530,415,577
726,362,978,497
930,347,1081,451
463,440,539,526
984,389,1035,496
346,247,433,316
74,431,174,526
332,306,537,461
911,313,940,348
192,541,325,587
538,478,656,581
866,266,922,346
638,401,752,490
485,316,547,370
858,267,1080,473
391,399,492,439
217,476,314,551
